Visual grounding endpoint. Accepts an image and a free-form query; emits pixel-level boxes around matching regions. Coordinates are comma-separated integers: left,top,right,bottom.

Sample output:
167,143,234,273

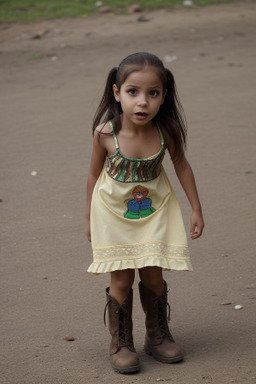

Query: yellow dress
87,122,192,275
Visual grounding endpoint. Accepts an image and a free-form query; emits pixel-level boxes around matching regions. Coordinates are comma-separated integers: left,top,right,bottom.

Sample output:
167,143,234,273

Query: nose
137,95,147,107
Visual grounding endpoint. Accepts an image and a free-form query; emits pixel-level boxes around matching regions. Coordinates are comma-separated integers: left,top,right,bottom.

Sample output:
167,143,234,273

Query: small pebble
32,29,49,39
234,305,243,310
31,171,37,176
137,15,149,22
220,301,232,305
65,336,75,341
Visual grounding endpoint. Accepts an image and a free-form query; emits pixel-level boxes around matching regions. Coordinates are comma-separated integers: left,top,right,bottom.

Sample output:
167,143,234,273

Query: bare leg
139,266,164,297
109,269,135,305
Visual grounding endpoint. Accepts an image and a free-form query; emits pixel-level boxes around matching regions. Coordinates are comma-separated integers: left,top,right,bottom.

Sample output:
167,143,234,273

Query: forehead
122,67,163,87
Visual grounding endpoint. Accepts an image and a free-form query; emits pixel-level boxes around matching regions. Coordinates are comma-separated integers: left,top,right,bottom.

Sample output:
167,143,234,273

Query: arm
167,142,204,239
86,128,107,242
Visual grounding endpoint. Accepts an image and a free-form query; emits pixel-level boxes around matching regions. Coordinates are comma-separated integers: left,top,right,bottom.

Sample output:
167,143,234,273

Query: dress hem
87,256,193,275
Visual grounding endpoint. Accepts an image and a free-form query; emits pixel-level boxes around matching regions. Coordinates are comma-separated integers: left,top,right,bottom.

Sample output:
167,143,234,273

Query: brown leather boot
104,288,140,373
139,281,183,363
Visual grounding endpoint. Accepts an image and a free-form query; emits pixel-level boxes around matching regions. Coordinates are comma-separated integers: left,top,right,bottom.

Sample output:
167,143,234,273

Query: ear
112,84,120,102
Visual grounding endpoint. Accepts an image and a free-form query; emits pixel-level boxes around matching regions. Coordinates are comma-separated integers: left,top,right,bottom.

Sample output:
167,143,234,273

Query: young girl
86,52,204,374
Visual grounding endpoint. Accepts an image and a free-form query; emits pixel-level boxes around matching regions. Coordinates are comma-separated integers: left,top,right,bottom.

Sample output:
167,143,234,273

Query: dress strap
158,127,165,148
108,121,119,149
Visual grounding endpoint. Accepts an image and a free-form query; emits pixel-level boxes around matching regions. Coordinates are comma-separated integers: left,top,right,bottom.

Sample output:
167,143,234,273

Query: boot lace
103,301,130,347
118,309,127,346
158,294,171,338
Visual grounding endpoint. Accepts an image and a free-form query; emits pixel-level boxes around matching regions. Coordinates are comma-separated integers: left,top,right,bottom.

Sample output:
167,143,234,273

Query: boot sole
112,364,140,374
144,345,184,364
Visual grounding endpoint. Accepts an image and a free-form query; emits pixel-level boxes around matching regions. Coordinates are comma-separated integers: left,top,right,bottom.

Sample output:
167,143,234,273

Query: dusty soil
1,2,256,383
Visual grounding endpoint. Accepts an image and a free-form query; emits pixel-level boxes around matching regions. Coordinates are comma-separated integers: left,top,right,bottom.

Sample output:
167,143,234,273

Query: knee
115,278,133,292
142,277,163,293
139,267,164,295
111,270,135,292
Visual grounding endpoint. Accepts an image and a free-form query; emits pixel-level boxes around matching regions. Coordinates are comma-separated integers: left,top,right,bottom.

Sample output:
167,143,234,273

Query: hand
190,209,204,240
86,219,91,242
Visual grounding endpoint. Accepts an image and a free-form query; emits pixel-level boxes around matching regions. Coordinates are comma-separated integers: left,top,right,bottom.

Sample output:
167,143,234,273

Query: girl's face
113,66,166,127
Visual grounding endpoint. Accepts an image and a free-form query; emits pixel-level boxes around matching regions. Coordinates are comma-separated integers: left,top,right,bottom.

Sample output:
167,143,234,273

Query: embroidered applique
124,185,156,219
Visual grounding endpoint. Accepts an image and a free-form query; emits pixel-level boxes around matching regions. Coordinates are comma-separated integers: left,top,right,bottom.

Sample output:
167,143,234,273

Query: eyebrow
124,84,162,89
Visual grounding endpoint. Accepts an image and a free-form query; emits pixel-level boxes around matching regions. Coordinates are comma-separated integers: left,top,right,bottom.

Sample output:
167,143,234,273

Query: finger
190,223,197,237
191,226,203,239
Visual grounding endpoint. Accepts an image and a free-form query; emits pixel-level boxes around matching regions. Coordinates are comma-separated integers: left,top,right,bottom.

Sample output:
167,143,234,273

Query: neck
120,114,155,134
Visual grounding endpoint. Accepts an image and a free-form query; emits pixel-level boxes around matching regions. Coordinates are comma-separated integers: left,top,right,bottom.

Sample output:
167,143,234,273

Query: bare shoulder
93,122,111,146
93,122,116,155
161,128,177,161
161,128,171,149
94,122,112,135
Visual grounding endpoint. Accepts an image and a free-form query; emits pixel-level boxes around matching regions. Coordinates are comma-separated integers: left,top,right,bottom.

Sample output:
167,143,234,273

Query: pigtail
157,68,187,162
93,68,122,134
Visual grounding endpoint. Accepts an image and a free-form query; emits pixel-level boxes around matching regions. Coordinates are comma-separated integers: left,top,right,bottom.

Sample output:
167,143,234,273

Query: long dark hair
93,52,187,161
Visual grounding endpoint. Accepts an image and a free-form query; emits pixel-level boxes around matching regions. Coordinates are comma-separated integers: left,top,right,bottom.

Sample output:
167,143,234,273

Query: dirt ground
1,1,256,383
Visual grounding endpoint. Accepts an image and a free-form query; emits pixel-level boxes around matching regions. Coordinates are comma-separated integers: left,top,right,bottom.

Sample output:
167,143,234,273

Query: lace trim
92,241,189,261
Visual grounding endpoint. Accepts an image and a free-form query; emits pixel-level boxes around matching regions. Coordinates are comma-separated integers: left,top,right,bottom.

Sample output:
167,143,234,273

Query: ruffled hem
87,255,193,275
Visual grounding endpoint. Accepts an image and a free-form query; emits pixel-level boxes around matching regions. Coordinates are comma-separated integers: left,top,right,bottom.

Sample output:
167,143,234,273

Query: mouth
135,112,148,119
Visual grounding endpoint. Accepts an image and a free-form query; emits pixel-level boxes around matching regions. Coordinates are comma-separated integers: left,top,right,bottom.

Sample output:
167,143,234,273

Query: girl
86,52,204,374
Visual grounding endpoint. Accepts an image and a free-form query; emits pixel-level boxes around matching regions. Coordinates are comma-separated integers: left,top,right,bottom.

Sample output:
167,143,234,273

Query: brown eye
150,90,160,97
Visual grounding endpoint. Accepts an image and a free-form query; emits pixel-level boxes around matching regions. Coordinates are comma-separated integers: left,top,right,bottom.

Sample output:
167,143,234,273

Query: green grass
0,0,233,22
